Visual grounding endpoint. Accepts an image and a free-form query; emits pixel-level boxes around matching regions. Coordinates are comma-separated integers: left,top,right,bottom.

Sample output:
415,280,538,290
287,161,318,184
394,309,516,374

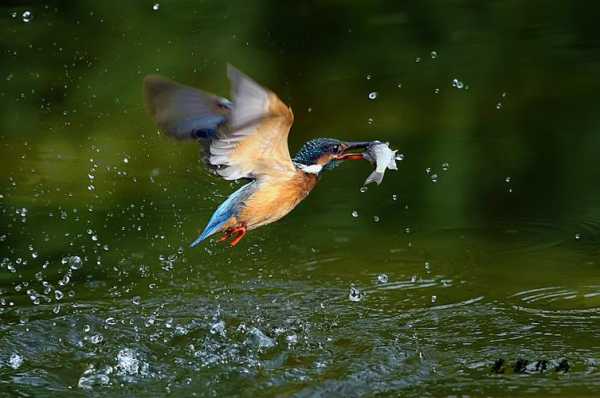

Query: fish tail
365,171,384,185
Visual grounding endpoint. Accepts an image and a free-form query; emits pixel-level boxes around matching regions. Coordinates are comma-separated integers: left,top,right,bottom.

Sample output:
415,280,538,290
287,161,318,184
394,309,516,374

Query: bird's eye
331,144,340,153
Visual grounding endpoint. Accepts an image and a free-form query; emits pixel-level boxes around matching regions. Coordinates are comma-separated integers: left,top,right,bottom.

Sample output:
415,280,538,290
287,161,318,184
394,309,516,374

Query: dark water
2,1,600,397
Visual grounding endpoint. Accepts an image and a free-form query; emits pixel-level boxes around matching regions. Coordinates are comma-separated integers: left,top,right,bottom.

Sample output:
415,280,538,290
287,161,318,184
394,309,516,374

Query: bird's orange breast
238,171,318,230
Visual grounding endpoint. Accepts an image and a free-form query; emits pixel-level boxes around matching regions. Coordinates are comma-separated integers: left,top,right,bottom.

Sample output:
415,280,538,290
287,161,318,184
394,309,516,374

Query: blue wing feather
190,182,255,247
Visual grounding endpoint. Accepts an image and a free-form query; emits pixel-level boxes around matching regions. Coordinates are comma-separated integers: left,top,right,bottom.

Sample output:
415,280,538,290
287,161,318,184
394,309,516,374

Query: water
2,1,600,396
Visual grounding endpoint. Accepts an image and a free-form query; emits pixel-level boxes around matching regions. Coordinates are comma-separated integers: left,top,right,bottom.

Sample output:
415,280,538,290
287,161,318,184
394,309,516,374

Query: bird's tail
365,170,384,185
190,182,255,248
143,74,231,140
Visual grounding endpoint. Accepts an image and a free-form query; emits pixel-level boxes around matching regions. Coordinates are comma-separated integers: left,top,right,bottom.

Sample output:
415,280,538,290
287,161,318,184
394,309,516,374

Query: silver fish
363,141,397,185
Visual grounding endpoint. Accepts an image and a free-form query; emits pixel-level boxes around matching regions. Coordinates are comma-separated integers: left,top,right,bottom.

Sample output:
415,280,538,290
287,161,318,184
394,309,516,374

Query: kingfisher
143,65,371,247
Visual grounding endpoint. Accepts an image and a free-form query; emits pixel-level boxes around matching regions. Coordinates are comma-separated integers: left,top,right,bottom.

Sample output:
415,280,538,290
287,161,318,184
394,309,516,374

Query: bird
143,65,371,247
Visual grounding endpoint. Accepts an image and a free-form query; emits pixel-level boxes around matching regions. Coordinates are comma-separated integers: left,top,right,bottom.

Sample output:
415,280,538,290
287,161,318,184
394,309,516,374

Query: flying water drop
349,286,362,302
451,78,464,89
22,11,32,23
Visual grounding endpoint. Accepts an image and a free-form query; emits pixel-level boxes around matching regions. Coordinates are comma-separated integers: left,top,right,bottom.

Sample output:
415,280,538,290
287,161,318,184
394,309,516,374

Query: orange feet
218,225,247,247
218,227,234,242
230,225,247,247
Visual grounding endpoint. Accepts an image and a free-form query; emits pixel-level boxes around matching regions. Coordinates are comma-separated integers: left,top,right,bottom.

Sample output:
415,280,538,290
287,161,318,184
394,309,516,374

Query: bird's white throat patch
299,164,323,174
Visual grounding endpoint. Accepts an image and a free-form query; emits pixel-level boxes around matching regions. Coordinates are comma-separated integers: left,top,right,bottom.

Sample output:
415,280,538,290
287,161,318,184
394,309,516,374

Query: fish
362,141,397,185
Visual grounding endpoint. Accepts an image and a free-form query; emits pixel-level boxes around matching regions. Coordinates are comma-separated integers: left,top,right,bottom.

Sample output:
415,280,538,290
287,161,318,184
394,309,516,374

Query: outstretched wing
143,65,295,181
209,65,295,180
143,74,231,140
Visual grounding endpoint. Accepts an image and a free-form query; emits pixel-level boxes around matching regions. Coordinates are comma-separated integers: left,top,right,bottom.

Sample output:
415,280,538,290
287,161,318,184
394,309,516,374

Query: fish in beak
337,141,372,160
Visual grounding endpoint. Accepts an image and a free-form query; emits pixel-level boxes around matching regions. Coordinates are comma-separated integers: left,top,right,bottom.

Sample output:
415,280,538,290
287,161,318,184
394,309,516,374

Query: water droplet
442,162,449,171
359,186,368,193
210,320,226,337
367,117,374,126
396,153,405,161
368,91,378,100
351,210,359,218
430,50,438,59
348,286,362,302
68,255,82,270
397,83,402,89
144,315,156,327
105,317,117,326
247,327,275,348
377,274,388,284
90,334,104,344
152,3,160,11
123,157,129,164
430,173,438,183
366,74,372,80
496,102,503,110
575,233,582,240
505,176,511,183
116,348,145,376
54,290,64,300
425,167,431,175
373,215,380,223
415,57,421,63
451,78,464,89
132,296,141,305
392,194,398,201
431,295,437,303
22,11,32,23
9,353,23,369
58,274,70,286
286,334,298,345
434,88,440,94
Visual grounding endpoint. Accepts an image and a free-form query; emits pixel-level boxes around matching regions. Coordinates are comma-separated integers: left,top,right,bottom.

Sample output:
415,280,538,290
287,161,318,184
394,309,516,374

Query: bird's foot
229,225,247,247
218,227,234,242
217,225,247,247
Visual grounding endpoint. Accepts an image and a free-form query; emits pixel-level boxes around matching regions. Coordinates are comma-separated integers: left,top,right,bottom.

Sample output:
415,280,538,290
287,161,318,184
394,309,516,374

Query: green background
1,1,599,396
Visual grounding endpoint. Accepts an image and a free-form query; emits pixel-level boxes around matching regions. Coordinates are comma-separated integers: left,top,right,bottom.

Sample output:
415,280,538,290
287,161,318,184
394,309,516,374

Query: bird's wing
208,65,296,180
143,74,231,140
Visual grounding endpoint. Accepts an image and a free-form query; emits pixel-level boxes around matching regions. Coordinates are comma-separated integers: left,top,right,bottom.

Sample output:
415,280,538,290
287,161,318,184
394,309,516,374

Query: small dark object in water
535,359,548,372
492,358,505,374
555,359,570,373
492,358,562,374
514,358,529,373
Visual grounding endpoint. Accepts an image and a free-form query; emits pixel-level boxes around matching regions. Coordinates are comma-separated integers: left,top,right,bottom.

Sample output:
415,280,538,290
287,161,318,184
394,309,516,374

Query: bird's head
293,138,370,175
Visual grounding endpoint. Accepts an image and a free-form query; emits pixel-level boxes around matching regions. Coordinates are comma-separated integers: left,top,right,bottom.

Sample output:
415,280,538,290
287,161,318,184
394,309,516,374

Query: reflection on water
2,0,600,396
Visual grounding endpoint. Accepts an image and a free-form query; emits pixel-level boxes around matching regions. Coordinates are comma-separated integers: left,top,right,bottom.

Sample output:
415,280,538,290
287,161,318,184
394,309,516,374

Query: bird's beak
337,141,371,160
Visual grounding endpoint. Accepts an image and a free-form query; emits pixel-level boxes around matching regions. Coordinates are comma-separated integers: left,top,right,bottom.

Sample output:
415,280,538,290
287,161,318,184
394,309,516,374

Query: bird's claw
218,225,247,247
